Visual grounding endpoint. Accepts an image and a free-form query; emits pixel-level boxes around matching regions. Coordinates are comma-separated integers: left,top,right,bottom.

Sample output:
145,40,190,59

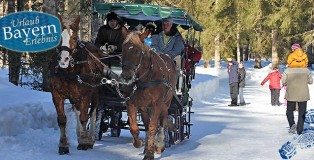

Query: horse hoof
143,154,154,160
133,139,143,148
77,144,90,150
58,147,69,155
155,146,165,154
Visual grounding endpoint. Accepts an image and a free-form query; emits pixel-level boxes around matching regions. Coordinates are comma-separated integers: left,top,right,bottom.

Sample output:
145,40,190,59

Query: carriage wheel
110,128,121,137
98,120,104,140
172,108,184,144
110,111,122,137
98,109,110,140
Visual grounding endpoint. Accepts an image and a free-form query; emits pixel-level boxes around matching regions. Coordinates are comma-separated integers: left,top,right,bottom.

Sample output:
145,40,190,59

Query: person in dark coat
94,12,128,53
238,62,246,105
261,66,282,106
227,58,239,106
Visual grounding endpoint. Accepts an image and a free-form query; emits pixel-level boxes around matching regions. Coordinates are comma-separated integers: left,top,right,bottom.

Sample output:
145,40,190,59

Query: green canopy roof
93,3,203,31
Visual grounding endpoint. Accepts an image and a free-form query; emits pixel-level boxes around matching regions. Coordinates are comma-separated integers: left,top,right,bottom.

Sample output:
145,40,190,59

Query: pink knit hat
291,43,301,51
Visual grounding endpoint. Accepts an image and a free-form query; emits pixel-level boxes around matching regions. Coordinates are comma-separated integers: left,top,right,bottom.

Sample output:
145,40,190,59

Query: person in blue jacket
151,17,184,72
227,58,239,106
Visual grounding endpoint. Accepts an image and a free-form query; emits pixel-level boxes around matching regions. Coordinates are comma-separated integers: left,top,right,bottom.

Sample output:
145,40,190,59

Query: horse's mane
123,31,150,52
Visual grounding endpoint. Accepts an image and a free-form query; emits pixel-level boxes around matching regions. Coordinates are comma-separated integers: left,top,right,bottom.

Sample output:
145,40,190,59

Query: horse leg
141,111,150,154
74,106,82,142
143,108,160,160
127,102,143,148
76,99,90,150
87,93,99,148
88,105,97,148
155,109,168,154
52,93,69,154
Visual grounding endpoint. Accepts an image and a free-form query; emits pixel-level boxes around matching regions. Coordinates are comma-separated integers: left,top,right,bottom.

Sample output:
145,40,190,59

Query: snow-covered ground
1,60,314,160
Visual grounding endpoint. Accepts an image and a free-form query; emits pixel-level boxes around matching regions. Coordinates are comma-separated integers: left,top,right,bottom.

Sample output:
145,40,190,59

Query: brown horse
120,32,177,160
49,15,107,154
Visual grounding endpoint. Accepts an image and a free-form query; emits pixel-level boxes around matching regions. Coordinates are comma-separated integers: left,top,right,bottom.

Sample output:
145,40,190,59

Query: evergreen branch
282,29,314,40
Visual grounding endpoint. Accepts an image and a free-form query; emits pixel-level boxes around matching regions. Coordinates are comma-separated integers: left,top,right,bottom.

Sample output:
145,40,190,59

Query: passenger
142,22,156,46
151,17,185,71
95,12,128,53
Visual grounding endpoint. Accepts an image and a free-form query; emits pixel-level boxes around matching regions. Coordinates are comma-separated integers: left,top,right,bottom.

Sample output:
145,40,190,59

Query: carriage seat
183,44,202,75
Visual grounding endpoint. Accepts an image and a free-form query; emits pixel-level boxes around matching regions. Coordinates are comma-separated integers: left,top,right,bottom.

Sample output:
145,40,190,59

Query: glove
108,45,117,53
100,43,109,52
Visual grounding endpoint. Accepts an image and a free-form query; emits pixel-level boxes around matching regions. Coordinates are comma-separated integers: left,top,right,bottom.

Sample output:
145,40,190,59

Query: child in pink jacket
261,67,282,106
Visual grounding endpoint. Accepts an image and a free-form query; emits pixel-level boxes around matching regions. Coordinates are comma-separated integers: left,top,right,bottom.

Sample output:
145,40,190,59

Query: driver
95,12,128,54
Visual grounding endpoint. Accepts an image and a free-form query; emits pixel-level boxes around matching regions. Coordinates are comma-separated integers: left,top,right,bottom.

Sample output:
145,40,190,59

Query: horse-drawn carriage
49,2,202,160
93,2,202,143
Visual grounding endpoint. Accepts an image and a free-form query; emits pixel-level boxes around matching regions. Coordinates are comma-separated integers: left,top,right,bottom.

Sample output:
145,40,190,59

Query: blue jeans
238,87,245,104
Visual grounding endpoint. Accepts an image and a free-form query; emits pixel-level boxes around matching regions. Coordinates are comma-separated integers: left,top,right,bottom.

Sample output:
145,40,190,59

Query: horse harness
52,39,108,87
121,46,173,102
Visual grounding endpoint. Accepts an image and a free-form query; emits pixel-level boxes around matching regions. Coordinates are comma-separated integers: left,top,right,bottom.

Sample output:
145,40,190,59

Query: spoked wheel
110,111,122,137
98,109,110,140
173,108,184,144
110,127,121,137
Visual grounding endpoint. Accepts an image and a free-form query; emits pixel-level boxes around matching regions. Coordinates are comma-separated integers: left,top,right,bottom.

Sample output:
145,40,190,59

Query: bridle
121,42,153,85
56,26,79,68
119,41,173,103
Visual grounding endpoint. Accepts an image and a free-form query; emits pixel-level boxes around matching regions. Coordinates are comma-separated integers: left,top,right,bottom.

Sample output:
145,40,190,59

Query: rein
54,40,111,87
119,47,173,102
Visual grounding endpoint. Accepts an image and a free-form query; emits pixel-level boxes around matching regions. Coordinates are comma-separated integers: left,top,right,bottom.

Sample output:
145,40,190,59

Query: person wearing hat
227,58,239,106
282,51,313,134
139,22,157,46
150,16,185,72
287,43,308,68
95,12,128,53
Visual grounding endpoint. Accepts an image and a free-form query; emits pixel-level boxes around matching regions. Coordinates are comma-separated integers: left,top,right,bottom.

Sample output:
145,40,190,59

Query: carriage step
176,91,182,95
183,122,193,126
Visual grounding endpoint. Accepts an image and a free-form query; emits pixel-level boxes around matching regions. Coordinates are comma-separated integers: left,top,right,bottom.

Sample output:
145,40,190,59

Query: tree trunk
214,34,220,68
244,39,249,61
213,0,220,68
41,0,58,92
91,0,104,42
80,0,91,41
236,19,240,63
7,0,21,86
271,29,279,68
254,54,262,69
43,0,57,15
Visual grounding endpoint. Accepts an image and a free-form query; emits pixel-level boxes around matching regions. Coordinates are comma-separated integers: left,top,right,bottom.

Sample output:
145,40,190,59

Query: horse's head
57,15,80,68
120,32,150,84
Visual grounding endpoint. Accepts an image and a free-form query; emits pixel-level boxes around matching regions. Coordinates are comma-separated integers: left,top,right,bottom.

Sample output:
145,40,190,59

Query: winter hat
161,17,173,23
145,22,157,32
106,12,119,21
291,43,301,51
